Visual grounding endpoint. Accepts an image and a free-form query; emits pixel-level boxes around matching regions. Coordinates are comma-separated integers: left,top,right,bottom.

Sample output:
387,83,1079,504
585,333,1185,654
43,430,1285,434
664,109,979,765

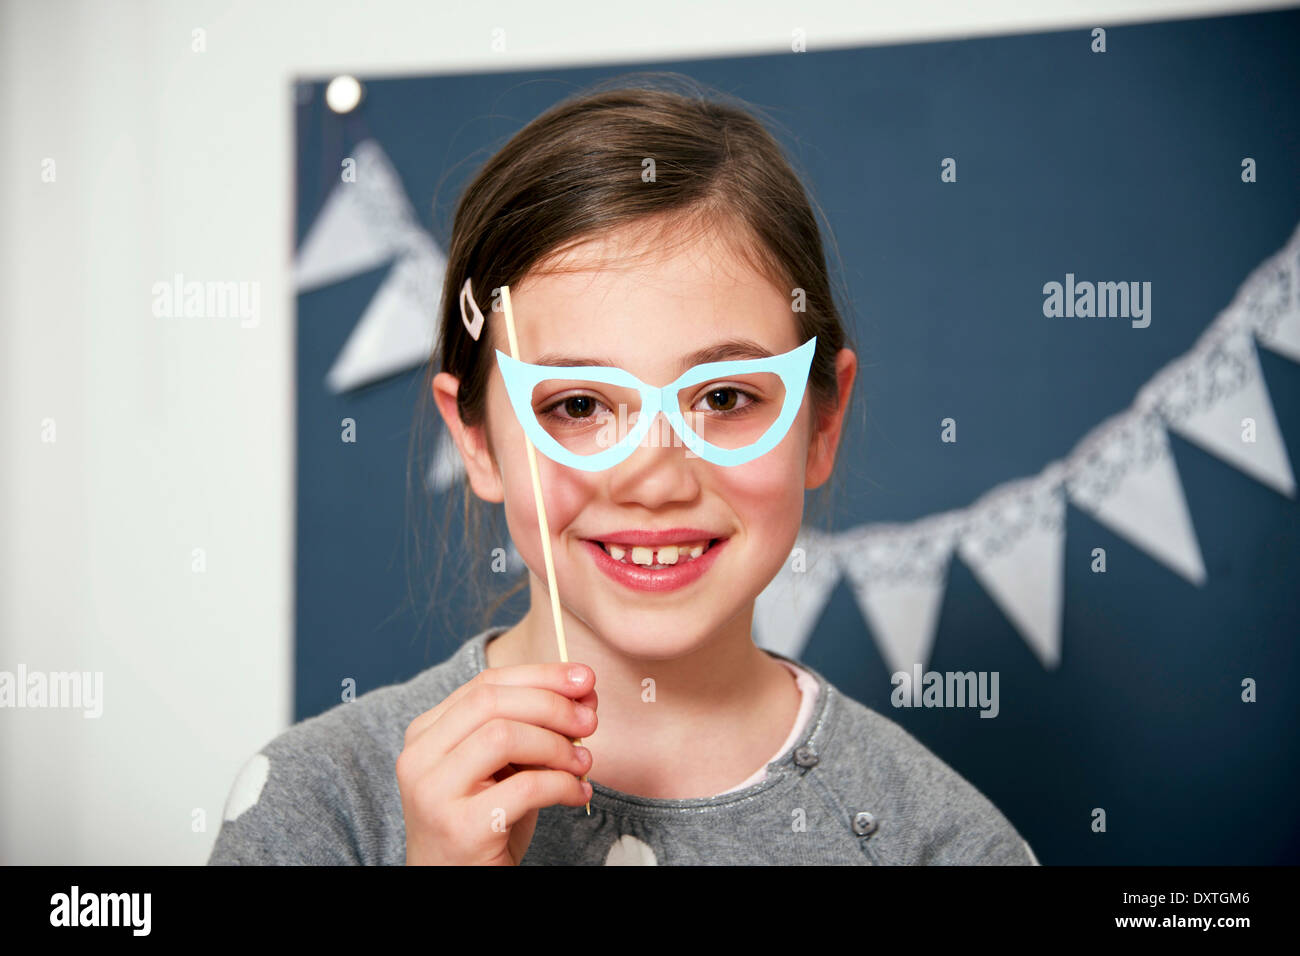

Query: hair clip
459,277,485,341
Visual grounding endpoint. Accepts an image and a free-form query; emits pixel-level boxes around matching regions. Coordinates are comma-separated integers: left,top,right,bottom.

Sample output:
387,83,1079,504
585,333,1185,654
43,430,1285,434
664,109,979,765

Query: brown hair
406,71,864,650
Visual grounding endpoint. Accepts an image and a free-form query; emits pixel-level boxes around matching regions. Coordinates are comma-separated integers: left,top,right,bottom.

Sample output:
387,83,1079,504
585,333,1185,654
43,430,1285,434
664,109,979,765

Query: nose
605,411,701,507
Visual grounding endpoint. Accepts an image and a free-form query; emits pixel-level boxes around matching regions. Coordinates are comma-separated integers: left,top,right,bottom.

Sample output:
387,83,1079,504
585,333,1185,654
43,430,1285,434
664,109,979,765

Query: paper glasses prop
495,336,817,471
460,277,818,470
459,276,817,812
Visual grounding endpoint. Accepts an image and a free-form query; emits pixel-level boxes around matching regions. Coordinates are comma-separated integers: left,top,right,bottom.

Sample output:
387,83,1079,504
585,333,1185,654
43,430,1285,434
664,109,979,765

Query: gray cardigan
208,625,1038,865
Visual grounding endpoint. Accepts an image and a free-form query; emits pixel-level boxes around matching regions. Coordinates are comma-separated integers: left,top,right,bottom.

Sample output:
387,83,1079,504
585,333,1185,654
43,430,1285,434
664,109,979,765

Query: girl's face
450,222,852,660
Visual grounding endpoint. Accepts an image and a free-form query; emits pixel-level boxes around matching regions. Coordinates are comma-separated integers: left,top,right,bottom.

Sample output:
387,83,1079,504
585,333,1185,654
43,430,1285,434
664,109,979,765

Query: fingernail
574,703,594,722
568,665,587,685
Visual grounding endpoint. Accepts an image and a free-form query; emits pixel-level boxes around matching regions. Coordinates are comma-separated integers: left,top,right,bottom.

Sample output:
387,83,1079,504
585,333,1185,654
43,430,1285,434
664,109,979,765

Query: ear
431,371,505,503
805,347,857,490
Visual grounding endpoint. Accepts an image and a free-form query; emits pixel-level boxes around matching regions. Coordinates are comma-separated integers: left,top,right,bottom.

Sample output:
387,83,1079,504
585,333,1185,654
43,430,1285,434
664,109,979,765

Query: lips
581,535,729,593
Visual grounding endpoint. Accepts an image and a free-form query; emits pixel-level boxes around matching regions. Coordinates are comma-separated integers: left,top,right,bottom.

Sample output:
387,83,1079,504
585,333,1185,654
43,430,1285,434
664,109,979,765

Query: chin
586,613,715,661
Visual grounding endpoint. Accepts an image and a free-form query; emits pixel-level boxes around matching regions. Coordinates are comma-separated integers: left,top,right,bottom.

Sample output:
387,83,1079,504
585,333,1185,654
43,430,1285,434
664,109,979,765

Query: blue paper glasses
494,336,817,471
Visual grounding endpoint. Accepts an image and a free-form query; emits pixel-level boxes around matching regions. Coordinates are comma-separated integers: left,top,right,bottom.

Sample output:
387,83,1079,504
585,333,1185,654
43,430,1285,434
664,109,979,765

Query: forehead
500,222,799,376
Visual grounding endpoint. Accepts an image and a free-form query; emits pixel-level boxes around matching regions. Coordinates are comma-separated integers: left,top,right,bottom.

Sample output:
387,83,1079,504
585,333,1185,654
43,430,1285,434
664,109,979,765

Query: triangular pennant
956,464,1067,669
324,233,447,393
1139,326,1295,498
1241,227,1300,364
1065,409,1206,585
427,426,466,495
294,139,423,294
835,512,964,673
753,527,842,660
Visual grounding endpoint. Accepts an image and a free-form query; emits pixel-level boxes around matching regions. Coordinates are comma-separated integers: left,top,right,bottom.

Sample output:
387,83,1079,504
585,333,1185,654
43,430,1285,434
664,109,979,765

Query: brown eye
563,396,596,418
705,389,738,412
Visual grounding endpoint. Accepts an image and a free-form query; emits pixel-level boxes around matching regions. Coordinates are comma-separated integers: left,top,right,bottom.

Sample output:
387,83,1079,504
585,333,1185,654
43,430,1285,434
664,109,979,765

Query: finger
443,718,591,793
401,722,591,822
401,683,597,781
567,687,598,743
465,769,593,834
405,661,595,745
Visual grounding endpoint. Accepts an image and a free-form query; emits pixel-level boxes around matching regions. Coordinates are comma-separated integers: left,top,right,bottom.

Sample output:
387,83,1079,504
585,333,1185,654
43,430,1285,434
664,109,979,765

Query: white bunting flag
1241,230,1300,364
753,527,843,660
294,140,425,294
1138,322,1295,498
427,428,466,495
956,463,1067,669
836,512,964,673
1065,408,1207,586
324,232,447,393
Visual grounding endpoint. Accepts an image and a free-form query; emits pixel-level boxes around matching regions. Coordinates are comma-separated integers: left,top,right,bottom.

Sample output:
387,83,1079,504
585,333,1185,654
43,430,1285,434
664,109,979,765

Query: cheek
488,385,600,566
499,448,597,550
535,457,595,532
718,406,811,514
714,455,804,595
719,453,804,528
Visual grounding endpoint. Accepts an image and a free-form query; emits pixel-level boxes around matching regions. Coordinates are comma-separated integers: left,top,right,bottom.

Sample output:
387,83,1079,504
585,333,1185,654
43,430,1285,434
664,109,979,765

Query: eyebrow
529,338,777,370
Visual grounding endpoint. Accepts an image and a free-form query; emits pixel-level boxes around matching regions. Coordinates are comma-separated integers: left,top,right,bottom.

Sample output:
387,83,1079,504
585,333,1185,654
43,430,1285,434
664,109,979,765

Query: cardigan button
793,744,819,768
852,811,878,837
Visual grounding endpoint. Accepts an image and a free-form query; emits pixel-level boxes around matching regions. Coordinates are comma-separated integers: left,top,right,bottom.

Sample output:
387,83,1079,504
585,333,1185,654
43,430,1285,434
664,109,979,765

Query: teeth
601,540,712,568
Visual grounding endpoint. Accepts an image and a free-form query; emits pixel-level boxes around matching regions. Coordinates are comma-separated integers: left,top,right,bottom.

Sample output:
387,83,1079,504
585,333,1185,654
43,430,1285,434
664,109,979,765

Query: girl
210,73,1037,866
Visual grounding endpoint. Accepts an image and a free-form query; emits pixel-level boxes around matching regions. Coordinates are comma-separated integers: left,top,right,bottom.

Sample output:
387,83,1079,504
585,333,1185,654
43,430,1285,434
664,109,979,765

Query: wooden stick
499,285,591,816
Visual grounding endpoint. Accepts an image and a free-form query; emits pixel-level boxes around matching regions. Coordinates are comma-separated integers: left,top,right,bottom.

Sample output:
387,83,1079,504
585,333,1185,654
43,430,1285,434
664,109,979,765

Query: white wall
0,0,1288,864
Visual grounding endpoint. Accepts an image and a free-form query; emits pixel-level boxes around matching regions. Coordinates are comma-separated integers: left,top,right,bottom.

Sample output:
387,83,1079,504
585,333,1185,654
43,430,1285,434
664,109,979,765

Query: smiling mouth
591,537,722,570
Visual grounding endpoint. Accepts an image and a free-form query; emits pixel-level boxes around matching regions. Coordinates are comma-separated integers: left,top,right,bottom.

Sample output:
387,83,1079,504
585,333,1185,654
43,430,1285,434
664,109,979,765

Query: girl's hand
396,662,597,865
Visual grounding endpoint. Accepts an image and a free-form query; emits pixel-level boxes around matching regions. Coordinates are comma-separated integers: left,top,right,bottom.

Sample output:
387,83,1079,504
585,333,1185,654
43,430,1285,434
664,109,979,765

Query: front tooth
607,543,626,561
630,546,654,566
656,545,679,565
